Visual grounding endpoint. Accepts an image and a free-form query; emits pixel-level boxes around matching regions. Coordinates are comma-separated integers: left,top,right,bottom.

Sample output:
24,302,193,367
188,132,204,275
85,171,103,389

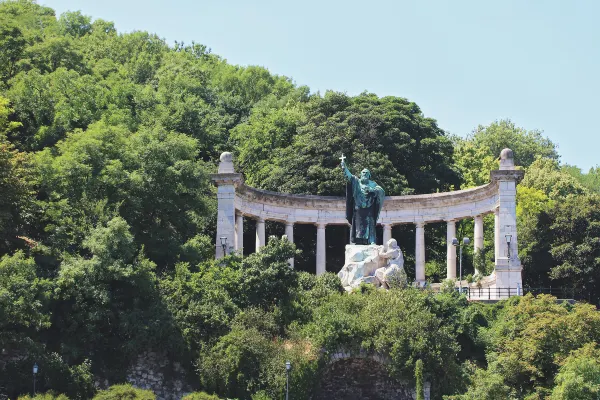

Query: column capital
315,222,327,229
446,218,458,223
493,207,500,215
415,221,426,228
210,173,243,186
256,216,266,223
490,169,524,183
285,220,295,227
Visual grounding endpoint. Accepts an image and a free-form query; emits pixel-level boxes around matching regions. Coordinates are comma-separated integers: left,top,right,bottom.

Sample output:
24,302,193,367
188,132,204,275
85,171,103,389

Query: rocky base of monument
337,239,407,291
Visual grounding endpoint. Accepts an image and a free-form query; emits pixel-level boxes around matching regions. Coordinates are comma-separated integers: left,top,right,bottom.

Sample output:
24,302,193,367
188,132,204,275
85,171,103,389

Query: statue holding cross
340,154,385,245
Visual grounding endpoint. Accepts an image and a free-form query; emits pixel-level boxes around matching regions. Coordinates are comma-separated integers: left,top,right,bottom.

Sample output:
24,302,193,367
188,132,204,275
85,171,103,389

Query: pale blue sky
42,0,599,170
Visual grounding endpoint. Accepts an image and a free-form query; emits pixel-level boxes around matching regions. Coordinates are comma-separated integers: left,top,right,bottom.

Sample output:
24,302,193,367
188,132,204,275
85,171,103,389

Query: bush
198,327,277,399
18,393,69,400
181,392,221,400
251,391,271,400
92,384,155,400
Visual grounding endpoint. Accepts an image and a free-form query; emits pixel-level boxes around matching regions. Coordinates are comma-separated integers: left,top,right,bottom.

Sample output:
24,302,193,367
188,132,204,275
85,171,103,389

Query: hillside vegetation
1,1,599,399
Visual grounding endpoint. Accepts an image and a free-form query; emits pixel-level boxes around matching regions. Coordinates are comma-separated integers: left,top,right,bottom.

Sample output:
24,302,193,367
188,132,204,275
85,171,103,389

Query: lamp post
220,236,228,256
285,361,291,400
452,237,470,294
505,234,512,259
33,362,38,396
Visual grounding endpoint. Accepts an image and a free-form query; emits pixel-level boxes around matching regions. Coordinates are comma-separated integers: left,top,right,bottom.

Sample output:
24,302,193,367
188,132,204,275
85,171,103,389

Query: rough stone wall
125,351,192,400
314,358,430,400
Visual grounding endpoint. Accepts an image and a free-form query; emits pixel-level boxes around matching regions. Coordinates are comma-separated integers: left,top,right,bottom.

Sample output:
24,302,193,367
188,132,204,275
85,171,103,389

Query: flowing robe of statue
342,163,385,245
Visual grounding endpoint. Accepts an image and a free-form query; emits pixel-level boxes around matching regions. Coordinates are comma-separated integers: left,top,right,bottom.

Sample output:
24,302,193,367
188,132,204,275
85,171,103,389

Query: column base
493,257,523,294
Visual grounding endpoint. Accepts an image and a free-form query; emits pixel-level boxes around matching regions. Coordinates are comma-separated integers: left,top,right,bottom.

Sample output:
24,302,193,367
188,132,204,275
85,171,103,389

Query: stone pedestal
337,242,406,291
338,245,385,290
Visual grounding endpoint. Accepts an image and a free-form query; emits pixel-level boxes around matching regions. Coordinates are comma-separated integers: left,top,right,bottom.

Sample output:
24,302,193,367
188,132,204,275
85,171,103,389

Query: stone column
491,148,525,291
473,214,484,275
494,207,500,263
255,217,266,252
446,219,457,280
211,152,242,259
316,223,326,276
382,223,392,250
285,221,294,268
415,222,426,284
235,213,244,252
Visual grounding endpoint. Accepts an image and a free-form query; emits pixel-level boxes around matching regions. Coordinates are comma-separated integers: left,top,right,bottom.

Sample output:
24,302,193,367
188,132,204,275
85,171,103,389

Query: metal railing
461,286,588,301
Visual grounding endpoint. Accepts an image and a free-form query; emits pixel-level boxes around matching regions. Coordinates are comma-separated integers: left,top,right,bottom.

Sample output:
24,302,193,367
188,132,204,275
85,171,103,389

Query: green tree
482,295,600,397
550,343,600,400
159,261,239,354
233,91,460,196
0,251,50,347
50,217,174,380
547,194,600,301
562,164,600,193
452,138,498,188
445,368,513,400
58,11,91,37
35,122,213,268
469,119,558,168
0,16,27,83
0,96,36,252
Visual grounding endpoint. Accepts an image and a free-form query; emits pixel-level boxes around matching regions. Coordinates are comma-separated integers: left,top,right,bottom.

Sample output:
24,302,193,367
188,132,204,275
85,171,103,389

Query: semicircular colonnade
212,149,524,296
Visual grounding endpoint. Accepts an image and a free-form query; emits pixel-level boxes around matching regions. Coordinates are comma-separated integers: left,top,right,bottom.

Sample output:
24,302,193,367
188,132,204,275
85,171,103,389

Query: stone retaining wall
124,351,192,400
314,358,430,400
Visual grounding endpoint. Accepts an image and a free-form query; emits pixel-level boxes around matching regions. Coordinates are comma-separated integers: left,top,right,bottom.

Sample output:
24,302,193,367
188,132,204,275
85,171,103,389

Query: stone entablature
212,149,525,296
235,180,500,225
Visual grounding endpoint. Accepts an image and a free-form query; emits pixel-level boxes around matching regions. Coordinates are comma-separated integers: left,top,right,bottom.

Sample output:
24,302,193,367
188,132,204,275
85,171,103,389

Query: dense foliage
1,1,599,399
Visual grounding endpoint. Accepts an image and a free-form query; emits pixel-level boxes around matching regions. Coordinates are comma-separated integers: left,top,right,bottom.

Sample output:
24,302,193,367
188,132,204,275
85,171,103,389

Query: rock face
338,239,406,291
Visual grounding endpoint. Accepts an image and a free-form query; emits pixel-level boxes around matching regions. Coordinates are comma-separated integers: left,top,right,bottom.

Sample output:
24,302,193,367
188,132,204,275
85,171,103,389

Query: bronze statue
340,155,385,245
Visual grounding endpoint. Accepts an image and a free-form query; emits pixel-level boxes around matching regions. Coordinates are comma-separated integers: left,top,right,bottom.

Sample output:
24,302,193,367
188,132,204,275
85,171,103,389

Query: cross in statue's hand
339,153,346,167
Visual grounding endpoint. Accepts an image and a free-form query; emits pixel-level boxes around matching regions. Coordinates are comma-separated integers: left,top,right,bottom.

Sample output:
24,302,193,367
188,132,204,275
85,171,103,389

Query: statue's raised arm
340,155,385,245
340,158,353,181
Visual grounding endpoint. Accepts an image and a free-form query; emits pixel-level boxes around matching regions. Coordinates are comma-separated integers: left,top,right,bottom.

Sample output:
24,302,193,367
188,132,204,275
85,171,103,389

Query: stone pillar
211,152,242,259
316,223,326,275
235,213,244,252
494,207,500,263
285,221,294,268
473,214,484,275
382,224,392,250
255,217,266,252
490,148,525,292
446,219,457,280
415,222,426,284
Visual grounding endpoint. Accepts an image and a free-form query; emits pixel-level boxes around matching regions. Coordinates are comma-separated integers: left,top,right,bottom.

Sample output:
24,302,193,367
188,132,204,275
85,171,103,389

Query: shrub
18,393,69,400
181,392,221,400
92,384,155,400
